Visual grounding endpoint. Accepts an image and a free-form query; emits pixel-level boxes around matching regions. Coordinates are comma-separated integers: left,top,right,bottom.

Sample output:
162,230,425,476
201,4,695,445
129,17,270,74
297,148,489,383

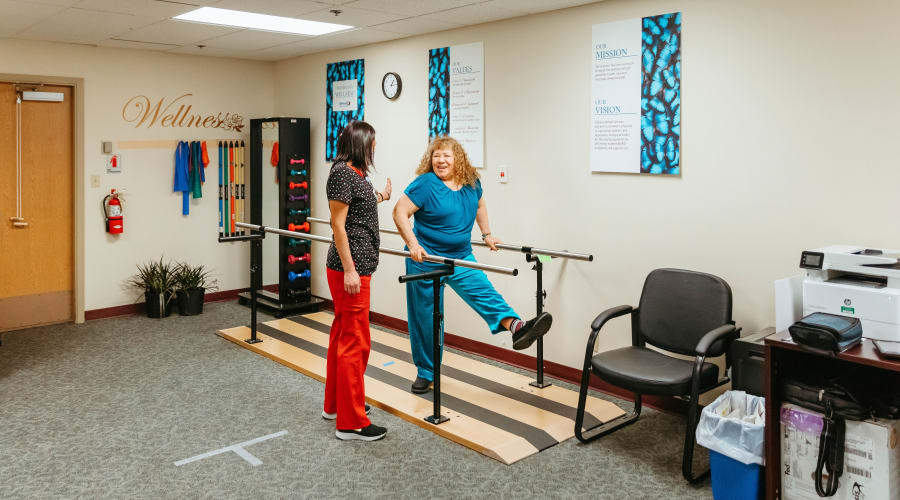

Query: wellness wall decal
427,42,484,168
325,58,365,161
591,12,681,174
122,94,244,131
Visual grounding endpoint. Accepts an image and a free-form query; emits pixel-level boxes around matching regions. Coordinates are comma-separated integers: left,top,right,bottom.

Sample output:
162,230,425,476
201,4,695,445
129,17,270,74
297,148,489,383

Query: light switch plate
91,174,100,187
101,141,112,154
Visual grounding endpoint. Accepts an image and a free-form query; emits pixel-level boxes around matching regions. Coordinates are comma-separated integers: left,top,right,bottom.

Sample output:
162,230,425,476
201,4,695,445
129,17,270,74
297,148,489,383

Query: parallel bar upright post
246,234,263,344
527,254,551,388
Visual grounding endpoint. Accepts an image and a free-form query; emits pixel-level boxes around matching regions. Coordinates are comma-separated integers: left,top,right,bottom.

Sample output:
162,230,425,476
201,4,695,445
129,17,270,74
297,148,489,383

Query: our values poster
591,13,681,174
428,42,484,168
326,58,364,161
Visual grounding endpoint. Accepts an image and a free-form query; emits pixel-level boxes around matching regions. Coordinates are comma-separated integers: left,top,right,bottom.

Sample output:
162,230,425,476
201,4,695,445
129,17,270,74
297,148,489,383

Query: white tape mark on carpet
174,430,288,467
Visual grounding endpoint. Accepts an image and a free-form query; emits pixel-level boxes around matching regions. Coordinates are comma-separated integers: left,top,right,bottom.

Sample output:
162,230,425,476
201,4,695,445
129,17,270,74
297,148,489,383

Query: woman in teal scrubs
393,136,552,393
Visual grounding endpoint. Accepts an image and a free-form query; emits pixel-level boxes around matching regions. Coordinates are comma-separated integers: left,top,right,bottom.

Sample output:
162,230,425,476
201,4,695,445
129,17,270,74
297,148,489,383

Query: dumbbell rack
238,117,323,318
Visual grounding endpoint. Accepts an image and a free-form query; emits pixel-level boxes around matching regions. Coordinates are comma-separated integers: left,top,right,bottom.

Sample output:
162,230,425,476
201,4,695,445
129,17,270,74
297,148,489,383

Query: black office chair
574,268,740,483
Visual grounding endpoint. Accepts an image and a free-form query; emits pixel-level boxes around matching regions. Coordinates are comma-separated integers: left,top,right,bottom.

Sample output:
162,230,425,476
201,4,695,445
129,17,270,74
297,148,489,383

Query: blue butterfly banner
591,13,681,174
326,58,365,161
427,42,484,167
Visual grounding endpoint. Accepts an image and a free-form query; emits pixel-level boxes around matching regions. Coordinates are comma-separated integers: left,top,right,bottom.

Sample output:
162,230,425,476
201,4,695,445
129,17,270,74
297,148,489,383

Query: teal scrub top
404,172,482,259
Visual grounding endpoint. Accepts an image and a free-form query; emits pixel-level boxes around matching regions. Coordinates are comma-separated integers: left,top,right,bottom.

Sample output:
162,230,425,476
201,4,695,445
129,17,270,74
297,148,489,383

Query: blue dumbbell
290,169,307,177
288,270,310,281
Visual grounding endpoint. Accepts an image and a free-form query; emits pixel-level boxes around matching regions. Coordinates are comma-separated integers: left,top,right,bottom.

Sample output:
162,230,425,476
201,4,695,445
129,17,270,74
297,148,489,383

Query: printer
800,245,900,342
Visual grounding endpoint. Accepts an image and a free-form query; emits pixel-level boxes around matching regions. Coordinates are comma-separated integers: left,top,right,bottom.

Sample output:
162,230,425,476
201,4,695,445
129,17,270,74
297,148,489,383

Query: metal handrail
306,216,592,261
236,222,518,276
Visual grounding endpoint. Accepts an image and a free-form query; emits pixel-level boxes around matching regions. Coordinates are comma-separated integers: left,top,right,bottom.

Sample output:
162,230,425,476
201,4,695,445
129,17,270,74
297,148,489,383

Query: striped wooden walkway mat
218,312,624,464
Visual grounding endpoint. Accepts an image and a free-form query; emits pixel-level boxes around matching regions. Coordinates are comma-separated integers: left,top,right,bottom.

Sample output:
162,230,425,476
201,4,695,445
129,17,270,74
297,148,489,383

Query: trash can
696,390,766,500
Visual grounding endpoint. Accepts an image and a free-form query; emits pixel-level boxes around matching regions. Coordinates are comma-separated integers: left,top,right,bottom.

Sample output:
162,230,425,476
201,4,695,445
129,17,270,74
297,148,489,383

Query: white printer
800,245,900,342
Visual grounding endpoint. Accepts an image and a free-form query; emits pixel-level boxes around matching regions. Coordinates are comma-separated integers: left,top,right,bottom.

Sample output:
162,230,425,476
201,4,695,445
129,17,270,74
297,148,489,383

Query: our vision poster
591,13,681,174
326,58,365,161
428,42,484,168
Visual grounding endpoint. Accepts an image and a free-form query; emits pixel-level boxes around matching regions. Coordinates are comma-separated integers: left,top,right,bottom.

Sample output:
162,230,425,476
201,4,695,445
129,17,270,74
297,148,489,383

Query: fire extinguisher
103,189,123,234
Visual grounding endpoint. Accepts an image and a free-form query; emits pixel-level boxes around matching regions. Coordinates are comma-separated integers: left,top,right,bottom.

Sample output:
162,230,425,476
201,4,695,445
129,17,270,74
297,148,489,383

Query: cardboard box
781,403,900,500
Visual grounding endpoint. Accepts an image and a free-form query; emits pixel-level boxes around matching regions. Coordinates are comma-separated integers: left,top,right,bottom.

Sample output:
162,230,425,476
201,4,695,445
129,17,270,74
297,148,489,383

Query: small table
764,332,900,499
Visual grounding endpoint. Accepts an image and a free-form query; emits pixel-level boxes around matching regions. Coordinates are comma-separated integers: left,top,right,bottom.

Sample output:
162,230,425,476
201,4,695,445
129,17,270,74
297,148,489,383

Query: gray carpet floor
0,301,713,499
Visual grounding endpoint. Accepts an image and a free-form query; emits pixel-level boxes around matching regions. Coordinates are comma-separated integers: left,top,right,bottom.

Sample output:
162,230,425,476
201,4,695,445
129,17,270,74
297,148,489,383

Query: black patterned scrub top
325,161,380,276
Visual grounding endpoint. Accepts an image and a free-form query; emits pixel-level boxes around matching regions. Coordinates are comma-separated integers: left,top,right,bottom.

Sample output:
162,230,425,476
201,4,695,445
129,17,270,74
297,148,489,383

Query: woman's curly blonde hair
416,136,480,187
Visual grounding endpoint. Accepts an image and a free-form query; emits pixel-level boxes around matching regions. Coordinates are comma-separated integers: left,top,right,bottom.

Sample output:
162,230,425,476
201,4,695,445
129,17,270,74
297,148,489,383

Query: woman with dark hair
392,136,551,394
323,120,391,441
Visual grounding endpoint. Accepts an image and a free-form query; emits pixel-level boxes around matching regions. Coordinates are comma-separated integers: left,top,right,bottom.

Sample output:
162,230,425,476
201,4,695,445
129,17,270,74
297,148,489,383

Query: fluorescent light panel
174,7,353,36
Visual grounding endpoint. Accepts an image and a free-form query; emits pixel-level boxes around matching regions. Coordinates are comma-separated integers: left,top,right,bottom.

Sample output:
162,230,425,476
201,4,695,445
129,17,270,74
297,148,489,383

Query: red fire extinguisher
103,189,123,234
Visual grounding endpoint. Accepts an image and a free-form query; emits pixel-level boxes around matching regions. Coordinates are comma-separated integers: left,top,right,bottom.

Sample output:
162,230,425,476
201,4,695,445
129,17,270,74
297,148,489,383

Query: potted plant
125,257,177,318
174,263,218,316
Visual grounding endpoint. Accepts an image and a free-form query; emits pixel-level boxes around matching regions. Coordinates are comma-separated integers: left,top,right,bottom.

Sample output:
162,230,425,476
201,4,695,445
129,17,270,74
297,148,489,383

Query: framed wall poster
591,13,681,174
428,42,484,168
326,58,365,161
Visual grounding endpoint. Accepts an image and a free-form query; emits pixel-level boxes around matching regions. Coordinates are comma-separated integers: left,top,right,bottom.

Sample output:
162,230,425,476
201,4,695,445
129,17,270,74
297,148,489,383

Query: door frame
1,73,85,323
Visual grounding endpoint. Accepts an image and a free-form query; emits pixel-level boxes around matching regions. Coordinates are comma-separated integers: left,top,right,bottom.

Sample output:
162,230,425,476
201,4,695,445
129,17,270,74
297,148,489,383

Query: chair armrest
584,306,633,364
694,324,739,356
590,305,634,331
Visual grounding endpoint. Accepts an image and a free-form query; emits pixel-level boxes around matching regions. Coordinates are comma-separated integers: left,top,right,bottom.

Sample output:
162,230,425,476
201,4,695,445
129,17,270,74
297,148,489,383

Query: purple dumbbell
289,194,308,202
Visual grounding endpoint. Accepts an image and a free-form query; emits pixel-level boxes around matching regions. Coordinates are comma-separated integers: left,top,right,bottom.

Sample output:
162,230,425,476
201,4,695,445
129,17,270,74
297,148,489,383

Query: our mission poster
591,13,681,174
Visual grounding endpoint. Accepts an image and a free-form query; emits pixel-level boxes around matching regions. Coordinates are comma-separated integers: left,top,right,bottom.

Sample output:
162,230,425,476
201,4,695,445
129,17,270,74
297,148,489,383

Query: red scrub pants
323,267,372,430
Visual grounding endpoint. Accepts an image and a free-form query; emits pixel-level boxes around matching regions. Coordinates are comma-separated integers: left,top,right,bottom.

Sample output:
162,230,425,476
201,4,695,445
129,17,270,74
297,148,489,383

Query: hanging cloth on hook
174,141,190,215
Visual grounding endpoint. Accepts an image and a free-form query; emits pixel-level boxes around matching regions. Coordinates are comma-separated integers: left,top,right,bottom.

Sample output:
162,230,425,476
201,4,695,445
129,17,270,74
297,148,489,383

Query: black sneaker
335,423,387,442
411,376,433,394
512,312,553,350
322,404,371,420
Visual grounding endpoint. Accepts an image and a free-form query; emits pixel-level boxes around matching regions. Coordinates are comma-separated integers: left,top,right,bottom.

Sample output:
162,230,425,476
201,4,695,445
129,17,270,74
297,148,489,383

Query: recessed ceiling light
174,7,353,36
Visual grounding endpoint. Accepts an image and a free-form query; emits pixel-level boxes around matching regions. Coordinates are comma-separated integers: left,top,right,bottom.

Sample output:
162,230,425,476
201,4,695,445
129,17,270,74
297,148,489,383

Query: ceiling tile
23,0,79,5
258,28,404,59
493,0,603,15
15,8,159,44
0,0,66,37
208,0,326,17
118,19,242,46
73,0,197,20
342,0,477,17
167,44,263,61
198,29,312,51
370,16,461,35
298,6,406,28
98,38,178,50
418,1,529,26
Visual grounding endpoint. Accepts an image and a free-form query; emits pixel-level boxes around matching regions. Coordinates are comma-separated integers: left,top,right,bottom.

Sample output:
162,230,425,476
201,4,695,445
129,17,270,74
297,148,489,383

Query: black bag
789,312,862,352
782,378,872,497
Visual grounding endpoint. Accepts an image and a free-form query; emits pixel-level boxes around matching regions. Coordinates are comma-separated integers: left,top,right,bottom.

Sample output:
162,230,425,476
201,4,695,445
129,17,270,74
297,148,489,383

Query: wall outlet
498,165,508,184
91,174,100,188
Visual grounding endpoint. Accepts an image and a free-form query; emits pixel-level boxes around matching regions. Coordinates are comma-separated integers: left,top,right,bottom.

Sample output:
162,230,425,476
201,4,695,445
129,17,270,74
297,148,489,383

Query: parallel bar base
529,381,553,389
218,312,625,464
424,414,450,425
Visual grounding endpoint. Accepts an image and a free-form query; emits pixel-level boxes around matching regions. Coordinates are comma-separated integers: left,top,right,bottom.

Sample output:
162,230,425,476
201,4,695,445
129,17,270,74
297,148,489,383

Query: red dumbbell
290,158,305,165
288,222,309,232
287,253,311,264
289,181,308,190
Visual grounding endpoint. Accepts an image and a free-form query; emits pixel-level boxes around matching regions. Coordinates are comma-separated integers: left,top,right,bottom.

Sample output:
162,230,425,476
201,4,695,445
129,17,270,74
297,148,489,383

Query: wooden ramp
218,312,625,465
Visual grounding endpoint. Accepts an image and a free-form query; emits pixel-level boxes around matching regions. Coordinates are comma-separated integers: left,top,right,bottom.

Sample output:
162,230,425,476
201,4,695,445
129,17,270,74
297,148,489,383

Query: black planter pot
145,291,174,318
177,288,205,316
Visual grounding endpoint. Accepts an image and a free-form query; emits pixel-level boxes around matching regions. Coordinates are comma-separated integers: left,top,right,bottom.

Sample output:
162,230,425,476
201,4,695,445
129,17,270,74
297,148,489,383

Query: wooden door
0,83,74,331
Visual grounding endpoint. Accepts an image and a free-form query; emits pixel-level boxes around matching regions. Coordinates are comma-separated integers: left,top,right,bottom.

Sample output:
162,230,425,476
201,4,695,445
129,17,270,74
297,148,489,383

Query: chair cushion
590,346,719,397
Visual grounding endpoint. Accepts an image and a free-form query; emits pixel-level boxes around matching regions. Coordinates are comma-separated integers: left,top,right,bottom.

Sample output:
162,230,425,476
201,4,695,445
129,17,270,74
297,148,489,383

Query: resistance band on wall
217,140,247,240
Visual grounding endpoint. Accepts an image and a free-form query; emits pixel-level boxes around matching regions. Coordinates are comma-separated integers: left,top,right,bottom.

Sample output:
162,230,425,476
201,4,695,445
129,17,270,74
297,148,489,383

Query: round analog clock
382,72,401,100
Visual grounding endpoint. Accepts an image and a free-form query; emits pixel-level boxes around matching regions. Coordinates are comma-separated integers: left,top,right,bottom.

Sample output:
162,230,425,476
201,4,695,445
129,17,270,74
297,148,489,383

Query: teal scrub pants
405,254,519,381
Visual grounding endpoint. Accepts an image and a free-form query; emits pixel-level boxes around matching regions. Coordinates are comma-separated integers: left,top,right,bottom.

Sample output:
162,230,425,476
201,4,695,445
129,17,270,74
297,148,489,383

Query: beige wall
274,0,900,370
0,39,275,312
